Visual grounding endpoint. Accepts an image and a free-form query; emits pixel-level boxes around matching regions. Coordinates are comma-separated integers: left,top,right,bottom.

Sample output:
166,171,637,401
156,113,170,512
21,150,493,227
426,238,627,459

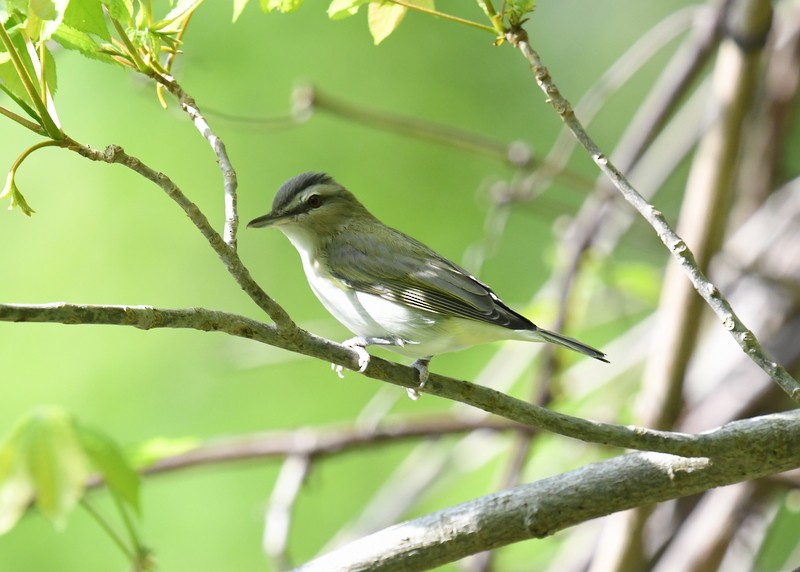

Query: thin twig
264,455,312,571
154,75,239,250
135,417,534,476
504,27,800,403
61,139,292,329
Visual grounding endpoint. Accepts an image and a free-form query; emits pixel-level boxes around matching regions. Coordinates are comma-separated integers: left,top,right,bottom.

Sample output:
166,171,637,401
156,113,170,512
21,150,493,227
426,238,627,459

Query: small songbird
248,172,607,397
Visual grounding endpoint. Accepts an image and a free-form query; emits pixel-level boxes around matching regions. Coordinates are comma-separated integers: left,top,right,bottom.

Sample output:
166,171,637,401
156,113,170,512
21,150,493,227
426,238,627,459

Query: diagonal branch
293,409,800,572
61,139,293,329
505,27,800,404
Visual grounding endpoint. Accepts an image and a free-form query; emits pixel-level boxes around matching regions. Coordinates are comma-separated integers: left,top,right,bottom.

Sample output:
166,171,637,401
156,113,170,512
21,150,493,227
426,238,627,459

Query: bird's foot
406,358,431,401
333,337,371,378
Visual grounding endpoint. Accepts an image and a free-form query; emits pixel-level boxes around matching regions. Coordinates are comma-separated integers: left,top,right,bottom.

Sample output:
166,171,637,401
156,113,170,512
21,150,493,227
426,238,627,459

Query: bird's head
248,172,371,244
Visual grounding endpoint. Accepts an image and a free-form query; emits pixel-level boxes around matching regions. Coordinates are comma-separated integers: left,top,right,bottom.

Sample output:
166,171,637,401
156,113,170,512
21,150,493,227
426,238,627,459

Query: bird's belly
302,259,514,358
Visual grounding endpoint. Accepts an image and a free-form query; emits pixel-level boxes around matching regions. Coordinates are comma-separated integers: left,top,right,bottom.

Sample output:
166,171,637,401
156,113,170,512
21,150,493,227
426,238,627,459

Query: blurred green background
0,1,703,570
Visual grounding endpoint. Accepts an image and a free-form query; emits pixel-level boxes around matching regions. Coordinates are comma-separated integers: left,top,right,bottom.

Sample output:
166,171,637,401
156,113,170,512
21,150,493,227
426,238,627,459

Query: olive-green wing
325,227,535,331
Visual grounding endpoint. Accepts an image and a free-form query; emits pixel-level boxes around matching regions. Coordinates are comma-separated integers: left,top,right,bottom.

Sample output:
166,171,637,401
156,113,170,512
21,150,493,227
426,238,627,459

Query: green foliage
504,0,535,26
0,0,203,212
0,406,140,534
258,0,304,14
0,170,34,215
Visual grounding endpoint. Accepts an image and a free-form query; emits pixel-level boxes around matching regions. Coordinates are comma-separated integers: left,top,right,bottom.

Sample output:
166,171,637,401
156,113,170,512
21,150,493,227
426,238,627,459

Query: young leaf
0,429,35,534
367,0,407,46
76,424,140,513
53,25,119,65
1,171,35,215
25,0,69,43
505,0,535,26
368,0,434,44
11,407,89,529
63,0,111,41
259,0,305,13
368,1,406,45
102,0,133,22
327,0,369,20
152,0,204,32
233,0,250,21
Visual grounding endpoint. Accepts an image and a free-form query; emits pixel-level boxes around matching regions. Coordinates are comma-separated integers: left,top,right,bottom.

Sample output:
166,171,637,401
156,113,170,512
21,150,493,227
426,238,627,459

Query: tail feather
534,328,609,363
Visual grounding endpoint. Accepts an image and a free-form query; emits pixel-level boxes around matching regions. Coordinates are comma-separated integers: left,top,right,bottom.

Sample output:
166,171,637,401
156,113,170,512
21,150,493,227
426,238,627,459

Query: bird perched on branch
248,172,607,398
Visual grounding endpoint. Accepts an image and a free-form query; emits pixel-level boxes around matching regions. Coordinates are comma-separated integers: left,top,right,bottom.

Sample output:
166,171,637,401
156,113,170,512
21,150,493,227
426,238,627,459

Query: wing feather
324,227,535,331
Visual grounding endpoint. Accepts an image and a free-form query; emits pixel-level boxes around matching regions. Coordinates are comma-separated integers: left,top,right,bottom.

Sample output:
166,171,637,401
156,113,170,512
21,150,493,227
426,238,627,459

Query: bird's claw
406,358,431,400
332,339,370,378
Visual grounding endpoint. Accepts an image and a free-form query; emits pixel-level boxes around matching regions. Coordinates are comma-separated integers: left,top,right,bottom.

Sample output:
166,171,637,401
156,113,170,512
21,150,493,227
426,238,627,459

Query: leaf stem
110,18,149,72
9,140,63,173
387,0,496,34
112,494,150,566
0,23,62,139
81,499,136,562
0,104,46,134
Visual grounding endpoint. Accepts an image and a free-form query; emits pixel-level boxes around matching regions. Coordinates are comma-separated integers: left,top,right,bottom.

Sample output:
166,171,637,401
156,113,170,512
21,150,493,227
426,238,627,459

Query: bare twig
264,455,312,571
62,139,293,329
137,417,535,476
154,75,239,249
293,85,594,192
504,27,800,403
640,0,770,431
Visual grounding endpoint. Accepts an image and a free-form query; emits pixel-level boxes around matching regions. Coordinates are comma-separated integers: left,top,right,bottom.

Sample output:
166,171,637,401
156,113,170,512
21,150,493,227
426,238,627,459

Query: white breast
279,225,519,359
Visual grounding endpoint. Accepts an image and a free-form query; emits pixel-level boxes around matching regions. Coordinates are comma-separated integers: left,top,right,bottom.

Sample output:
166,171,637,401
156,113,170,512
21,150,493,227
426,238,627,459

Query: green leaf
76,424,140,513
0,407,90,530
259,0,304,13
0,20,58,102
102,0,132,22
232,0,250,21
367,0,405,45
505,0,535,26
63,0,110,40
0,22,38,106
53,24,118,64
327,0,368,20
0,80,42,124
1,171,35,215
0,428,35,534
152,0,203,32
25,0,70,43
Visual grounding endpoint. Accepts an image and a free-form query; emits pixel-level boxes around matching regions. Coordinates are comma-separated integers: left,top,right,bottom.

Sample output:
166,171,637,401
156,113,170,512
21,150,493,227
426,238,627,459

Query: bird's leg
332,336,399,378
406,357,432,401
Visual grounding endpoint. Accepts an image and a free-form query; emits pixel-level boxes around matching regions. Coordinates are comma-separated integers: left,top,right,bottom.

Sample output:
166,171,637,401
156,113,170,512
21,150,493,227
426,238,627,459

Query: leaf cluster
0,0,200,214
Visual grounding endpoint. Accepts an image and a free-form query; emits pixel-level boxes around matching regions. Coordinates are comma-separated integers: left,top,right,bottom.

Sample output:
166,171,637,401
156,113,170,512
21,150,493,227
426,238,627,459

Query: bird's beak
247,211,280,229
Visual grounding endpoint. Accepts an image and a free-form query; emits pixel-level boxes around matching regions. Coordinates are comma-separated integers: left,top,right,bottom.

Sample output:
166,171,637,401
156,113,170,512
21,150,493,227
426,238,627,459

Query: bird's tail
532,327,609,363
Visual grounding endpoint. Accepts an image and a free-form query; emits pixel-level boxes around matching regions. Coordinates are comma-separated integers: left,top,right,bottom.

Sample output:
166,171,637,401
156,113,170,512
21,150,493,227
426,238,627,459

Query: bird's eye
307,195,322,209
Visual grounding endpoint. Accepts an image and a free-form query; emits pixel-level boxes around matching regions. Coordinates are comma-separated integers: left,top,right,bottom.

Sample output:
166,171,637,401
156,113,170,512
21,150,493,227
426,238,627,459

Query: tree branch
61,139,293,330
504,27,800,404
0,301,726,457
152,74,239,249
293,409,800,572
137,418,531,475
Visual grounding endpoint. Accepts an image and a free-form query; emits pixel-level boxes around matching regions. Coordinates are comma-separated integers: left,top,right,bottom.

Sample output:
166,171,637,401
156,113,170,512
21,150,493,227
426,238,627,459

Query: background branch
505,26,800,403
295,409,800,572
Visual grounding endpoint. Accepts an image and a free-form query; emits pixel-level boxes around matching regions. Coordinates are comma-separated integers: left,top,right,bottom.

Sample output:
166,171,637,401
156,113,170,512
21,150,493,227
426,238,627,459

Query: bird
248,172,608,398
